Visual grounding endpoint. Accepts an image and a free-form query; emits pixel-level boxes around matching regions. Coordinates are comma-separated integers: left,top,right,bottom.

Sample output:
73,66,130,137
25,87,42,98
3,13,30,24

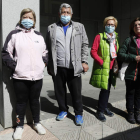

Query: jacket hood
15,25,35,33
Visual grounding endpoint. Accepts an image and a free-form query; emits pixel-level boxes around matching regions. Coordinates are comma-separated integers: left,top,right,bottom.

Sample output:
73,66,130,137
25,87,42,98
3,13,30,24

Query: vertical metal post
0,0,4,128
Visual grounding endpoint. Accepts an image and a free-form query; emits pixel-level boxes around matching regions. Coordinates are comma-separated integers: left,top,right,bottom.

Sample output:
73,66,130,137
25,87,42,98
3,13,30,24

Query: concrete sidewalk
0,72,140,140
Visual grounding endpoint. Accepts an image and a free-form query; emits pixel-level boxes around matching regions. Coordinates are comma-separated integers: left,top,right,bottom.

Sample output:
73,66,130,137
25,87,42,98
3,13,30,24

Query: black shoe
96,111,106,122
134,111,140,124
128,112,136,124
104,108,114,117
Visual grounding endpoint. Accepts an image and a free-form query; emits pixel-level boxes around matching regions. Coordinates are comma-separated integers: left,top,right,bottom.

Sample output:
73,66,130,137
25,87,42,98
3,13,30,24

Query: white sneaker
33,123,46,135
13,127,24,140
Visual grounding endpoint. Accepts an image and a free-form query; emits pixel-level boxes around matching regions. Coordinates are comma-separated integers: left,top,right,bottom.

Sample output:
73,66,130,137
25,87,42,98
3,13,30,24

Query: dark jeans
13,79,42,126
125,76,140,113
97,71,112,112
52,67,83,115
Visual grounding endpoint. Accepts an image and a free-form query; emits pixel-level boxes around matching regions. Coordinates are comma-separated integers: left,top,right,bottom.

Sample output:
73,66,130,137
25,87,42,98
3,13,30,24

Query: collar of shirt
57,21,72,28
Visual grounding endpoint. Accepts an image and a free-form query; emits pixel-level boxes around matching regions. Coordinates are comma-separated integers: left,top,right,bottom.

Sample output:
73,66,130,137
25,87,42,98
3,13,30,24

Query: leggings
13,78,42,126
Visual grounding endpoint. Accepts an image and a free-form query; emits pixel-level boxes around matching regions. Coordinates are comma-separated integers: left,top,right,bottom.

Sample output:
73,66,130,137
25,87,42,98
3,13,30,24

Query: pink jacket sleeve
90,34,104,66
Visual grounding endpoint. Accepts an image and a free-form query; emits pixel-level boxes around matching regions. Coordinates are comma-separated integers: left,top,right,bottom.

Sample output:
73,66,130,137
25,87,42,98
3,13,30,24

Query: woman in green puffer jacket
118,17,140,124
90,16,119,122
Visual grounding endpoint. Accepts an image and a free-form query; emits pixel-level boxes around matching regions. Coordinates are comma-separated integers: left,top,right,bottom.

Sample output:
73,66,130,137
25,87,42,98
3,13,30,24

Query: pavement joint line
81,128,97,140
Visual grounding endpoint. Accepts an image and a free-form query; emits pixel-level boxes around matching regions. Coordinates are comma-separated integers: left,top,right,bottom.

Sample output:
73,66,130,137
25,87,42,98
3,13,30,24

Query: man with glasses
46,3,89,125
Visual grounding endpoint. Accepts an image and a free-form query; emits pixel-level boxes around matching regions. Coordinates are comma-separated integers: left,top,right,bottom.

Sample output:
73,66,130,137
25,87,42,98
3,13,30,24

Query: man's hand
82,63,89,72
135,56,140,62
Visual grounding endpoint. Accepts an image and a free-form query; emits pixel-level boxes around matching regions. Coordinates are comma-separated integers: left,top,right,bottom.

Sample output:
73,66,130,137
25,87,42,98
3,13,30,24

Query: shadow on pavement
82,95,127,121
40,97,58,115
41,91,128,123
102,126,140,140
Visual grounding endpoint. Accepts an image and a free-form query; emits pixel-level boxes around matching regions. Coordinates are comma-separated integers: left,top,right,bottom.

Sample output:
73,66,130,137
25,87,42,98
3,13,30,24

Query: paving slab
0,132,13,140
83,123,117,139
40,116,82,138
0,125,4,132
0,124,58,140
40,99,140,140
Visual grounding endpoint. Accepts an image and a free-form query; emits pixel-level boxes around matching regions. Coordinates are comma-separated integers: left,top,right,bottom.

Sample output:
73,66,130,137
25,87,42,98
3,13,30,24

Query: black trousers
52,67,83,115
97,71,112,112
13,79,42,126
125,76,140,113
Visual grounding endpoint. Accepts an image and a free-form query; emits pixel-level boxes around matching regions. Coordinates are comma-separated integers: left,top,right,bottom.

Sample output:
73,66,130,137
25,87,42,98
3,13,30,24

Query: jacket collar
16,25,35,33
57,20,72,27
131,35,137,46
51,20,79,31
50,20,80,39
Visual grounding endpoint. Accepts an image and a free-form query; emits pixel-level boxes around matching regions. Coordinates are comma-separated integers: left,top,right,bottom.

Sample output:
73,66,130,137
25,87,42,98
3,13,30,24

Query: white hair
59,3,73,14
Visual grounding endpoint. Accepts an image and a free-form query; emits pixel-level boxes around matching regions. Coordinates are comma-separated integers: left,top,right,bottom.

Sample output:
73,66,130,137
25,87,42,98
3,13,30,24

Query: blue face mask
105,26,115,33
21,19,34,29
60,15,71,25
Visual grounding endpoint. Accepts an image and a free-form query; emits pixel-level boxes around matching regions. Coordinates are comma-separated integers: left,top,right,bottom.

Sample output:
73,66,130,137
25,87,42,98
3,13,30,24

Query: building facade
0,0,140,129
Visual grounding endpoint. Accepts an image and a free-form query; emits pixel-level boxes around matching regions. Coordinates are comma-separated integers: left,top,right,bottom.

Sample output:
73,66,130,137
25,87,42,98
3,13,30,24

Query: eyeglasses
106,24,115,27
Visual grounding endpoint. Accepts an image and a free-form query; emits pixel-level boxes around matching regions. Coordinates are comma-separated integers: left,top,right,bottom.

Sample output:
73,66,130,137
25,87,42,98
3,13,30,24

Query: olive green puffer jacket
118,36,138,81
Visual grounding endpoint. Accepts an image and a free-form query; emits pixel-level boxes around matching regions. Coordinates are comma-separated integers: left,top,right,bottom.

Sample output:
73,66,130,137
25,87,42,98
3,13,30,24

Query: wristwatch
82,61,88,65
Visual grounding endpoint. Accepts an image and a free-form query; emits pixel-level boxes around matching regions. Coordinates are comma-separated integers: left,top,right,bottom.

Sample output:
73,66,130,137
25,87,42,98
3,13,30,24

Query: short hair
129,17,140,35
59,3,73,14
19,8,36,28
103,16,118,29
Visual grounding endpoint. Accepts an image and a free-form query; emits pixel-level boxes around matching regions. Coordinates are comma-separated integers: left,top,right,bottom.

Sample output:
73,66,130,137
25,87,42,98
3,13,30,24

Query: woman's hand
135,56,140,62
82,63,89,72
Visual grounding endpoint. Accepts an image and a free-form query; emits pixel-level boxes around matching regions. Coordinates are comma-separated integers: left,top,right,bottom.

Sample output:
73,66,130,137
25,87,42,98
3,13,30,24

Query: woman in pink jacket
2,8,48,140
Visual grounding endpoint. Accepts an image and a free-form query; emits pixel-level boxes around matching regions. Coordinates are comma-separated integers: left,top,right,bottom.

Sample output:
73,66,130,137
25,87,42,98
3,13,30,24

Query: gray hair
59,3,73,14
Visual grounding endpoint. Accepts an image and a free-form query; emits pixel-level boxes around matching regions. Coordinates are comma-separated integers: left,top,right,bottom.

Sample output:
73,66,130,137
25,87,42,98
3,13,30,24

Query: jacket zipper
134,44,139,81
65,34,66,67
30,33,35,81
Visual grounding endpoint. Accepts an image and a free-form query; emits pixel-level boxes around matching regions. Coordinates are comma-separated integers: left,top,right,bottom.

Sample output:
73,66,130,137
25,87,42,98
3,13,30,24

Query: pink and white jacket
2,26,48,81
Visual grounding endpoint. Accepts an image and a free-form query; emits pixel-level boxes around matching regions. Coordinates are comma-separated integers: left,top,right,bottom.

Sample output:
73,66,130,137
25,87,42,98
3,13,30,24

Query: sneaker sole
13,138,21,140
56,114,67,121
104,113,114,117
33,126,46,135
13,130,23,140
13,135,22,140
75,122,83,126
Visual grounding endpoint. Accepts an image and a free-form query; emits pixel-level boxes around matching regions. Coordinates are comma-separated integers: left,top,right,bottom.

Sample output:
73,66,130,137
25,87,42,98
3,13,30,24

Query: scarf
106,32,117,59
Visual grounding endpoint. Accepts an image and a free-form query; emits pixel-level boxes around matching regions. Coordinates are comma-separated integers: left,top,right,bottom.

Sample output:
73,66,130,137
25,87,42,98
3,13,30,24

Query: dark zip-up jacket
118,36,138,81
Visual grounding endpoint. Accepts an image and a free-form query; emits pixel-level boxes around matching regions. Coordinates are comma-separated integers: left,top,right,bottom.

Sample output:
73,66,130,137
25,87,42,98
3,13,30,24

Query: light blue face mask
21,19,34,29
105,26,115,33
60,15,71,25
